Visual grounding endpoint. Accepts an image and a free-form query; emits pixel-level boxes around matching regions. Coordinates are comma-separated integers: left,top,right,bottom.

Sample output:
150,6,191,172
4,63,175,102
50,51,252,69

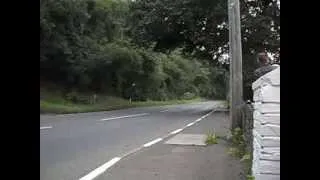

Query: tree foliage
128,0,280,100
40,0,227,101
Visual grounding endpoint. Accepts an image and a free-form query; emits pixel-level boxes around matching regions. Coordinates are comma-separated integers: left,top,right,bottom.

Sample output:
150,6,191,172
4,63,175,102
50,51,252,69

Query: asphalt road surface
40,101,223,180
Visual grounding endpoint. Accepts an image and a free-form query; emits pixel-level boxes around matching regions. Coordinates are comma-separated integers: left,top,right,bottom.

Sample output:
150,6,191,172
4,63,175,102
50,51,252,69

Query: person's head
257,52,270,66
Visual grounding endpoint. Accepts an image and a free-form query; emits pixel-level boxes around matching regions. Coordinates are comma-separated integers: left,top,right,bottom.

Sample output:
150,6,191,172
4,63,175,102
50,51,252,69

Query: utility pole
228,0,243,129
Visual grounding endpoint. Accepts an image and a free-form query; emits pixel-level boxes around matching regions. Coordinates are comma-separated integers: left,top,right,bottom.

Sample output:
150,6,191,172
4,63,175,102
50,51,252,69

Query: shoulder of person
253,68,261,74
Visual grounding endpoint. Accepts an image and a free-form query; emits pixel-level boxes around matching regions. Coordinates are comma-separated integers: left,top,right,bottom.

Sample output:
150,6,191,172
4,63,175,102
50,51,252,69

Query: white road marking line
79,157,121,180
170,128,183,135
78,109,216,180
121,146,144,158
160,109,169,112
195,118,202,122
185,110,215,128
186,122,195,127
100,113,149,121
40,126,52,130
143,138,163,147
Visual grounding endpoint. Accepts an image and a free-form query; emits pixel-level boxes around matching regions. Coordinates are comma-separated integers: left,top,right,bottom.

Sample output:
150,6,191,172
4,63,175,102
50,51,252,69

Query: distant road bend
40,101,223,180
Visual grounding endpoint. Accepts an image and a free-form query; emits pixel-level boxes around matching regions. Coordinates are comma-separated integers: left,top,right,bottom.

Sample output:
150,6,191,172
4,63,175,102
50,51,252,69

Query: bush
65,91,93,104
40,0,227,102
182,92,195,100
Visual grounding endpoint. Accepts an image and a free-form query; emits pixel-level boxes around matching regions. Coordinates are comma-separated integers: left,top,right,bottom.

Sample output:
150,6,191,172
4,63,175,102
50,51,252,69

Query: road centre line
160,109,169,112
40,126,52,130
100,113,149,121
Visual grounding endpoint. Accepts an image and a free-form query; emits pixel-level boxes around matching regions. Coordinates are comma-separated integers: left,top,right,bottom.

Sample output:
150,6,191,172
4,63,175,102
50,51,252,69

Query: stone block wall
251,67,280,180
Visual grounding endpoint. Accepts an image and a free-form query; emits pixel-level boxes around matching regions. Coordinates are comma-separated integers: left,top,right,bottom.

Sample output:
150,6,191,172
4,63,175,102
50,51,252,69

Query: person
254,52,278,80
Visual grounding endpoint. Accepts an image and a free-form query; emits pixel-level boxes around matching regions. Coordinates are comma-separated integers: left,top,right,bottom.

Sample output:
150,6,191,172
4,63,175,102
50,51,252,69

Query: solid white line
100,113,149,121
170,128,183,135
40,126,52,130
143,138,163,147
186,122,195,127
79,157,121,180
160,109,169,112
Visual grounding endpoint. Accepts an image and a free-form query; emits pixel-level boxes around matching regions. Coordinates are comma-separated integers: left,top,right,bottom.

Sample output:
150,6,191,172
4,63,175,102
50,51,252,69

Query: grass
205,130,219,145
40,94,204,114
227,128,246,158
226,127,254,180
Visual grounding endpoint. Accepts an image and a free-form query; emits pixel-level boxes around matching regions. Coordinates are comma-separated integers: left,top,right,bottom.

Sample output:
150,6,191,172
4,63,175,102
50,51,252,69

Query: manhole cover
165,134,206,146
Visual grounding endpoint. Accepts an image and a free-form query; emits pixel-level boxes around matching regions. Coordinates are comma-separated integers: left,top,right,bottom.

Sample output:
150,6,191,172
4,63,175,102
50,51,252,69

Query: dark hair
257,52,270,65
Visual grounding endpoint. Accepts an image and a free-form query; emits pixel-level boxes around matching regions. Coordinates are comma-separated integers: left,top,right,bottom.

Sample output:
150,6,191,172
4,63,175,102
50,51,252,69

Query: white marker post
129,83,136,104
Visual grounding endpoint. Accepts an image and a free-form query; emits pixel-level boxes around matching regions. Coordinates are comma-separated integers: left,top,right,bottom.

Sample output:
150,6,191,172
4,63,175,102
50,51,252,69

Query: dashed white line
186,122,195,127
100,113,149,121
81,109,216,180
203,114,210,118
40,126,52,130
79,157,121,180
170,128,183,135
143,138,163,147
160,109,169,112
195,118,202,122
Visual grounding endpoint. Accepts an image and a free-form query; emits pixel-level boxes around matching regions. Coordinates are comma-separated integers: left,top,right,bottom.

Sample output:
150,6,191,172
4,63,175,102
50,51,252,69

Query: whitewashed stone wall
251,67,280,180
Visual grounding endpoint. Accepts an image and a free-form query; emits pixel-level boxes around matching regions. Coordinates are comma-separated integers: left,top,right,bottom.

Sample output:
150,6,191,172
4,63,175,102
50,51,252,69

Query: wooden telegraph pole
228,0,243,129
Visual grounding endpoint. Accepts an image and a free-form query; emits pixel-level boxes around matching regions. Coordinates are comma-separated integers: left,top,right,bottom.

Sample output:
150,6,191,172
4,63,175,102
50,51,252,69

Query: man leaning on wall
254,52,279,81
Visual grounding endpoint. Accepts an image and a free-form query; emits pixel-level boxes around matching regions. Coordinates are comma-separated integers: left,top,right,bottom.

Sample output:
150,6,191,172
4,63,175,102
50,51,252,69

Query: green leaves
205,130,219,145
40,0,126,86
129,0,279,58
40,0,228,101
128,0,280,100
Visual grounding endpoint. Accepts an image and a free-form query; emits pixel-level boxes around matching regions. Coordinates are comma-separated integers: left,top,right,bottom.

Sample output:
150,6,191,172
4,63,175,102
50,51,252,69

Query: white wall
251,67,280,180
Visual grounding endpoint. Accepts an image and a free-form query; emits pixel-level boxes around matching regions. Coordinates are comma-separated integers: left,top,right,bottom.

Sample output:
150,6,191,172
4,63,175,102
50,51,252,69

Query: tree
129,0,279,60
129,0,280,100
40,0,127,88
40,0,236,101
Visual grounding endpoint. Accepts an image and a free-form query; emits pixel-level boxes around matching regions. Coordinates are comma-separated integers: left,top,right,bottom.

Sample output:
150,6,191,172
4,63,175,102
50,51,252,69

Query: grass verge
205,130,219,145
40,96,204,114
227,127,254,180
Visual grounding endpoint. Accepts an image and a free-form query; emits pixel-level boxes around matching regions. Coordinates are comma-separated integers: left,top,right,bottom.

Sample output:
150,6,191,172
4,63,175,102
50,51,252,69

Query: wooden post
228,0,243,129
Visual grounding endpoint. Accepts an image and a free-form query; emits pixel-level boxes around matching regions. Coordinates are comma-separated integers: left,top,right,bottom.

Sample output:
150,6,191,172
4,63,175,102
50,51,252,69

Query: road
40,101,222,180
